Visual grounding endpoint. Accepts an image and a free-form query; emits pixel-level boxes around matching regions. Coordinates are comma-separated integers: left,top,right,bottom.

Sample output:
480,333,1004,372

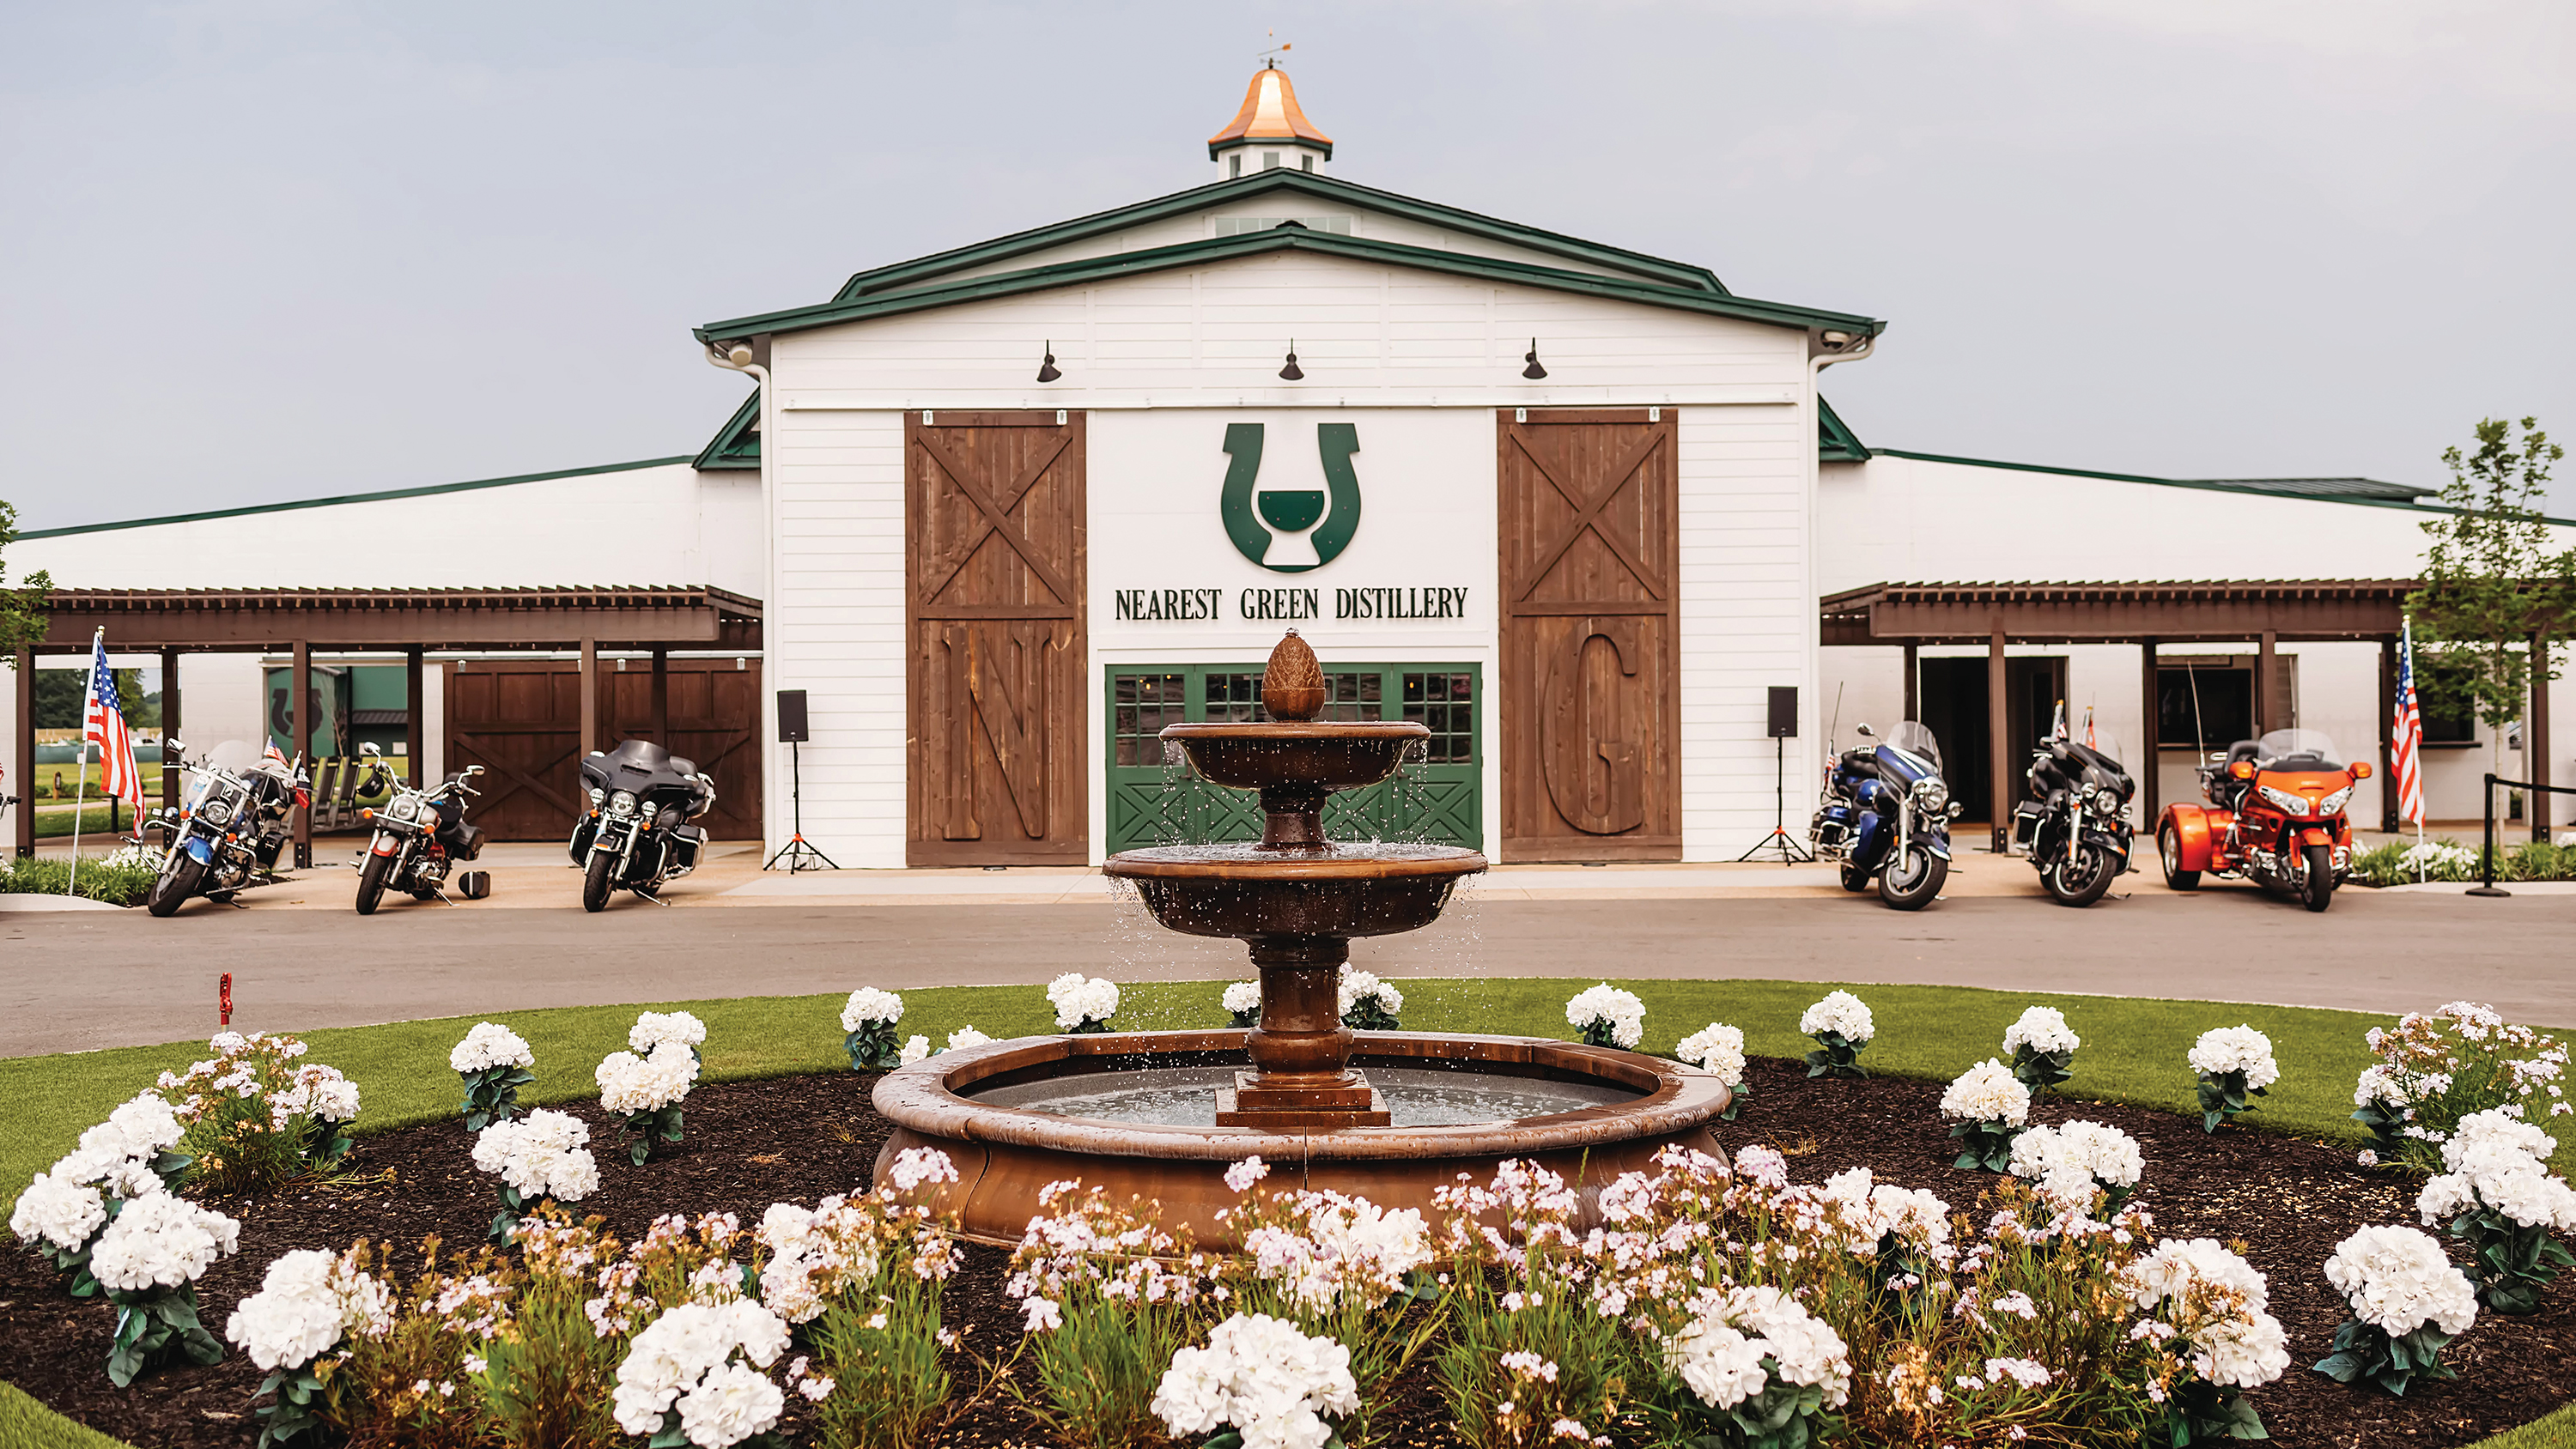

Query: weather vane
1258,30,1291,68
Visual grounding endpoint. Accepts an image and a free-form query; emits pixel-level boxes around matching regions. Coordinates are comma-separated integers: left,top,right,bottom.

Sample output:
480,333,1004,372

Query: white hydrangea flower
612,1299,790,1444
1150,1312,1359,1449
2008,1120,2142,1190
1337,970,1403,1017
2002,1006,2079,1057
1663,1283,1852,1411
1800,991,1874,1044
2322,1225,2480,1337
1223,981,1262,1016
2445,1108,2556,1168
897,1035,932,1066
1565,984,1646,1049
295,1066,361,1124
840,989,904,1032
598,1040,700,1114
946,1027,993,1052
470,1110,600,1203
2126,1238,2288,1389
2187,1026,2279,1088
224,1247,395,1371
1674,1022,1747,1086
2354,1064,2415,1108
1046,973,1121,1030
1939,1060,2031,1127
677,1360,785,1449
450,1022,533,1074
630,1011,708,1053
9,1169,109,1253
88,1192,240,1292
88,1092,185,1161
1820,1167,1952,1258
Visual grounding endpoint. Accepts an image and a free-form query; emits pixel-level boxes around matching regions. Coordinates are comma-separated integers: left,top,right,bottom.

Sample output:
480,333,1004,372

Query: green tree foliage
2408,418,2574,735
0,499,50,663
31,670,152,729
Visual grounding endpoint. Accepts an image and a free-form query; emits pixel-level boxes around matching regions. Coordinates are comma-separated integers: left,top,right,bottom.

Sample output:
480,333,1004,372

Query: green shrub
0,852,160,906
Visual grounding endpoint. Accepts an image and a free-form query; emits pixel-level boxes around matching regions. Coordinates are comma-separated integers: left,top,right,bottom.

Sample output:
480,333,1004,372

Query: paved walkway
3,864,2569,1057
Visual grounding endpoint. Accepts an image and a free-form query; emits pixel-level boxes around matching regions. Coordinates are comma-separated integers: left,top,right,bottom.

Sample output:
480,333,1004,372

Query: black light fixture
1522,338,1547,380
1036,341,1060,384
1279,340,1303,381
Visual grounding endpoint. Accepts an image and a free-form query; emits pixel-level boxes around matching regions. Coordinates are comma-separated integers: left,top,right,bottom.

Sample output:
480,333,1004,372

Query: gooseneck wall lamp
1522,339,1548,380
1036,342,1061,384
1279,341,1303,381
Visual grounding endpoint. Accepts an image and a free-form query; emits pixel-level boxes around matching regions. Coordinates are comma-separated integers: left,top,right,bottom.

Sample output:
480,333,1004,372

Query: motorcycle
1808,720,1963,911
145,740,307,918
354,751,491,913
2012,727,2136,907
2157,728,2370,912
568,739,717,912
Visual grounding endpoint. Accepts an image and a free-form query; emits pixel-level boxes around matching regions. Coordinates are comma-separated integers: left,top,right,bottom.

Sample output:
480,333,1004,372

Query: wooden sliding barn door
907,410,1088,865
1498,409,1681,861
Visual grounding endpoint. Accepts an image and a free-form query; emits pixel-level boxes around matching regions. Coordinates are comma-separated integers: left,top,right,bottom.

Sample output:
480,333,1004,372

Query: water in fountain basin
963,1063,1640,1129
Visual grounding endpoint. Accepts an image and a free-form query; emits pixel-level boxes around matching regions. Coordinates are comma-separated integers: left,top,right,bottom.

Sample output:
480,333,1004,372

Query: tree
2408,418,2575,759
0,499,49,663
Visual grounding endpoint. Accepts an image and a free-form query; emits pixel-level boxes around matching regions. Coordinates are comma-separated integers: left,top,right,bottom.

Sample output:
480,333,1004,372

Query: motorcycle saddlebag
671,824,708,872
2009,801,2047,852
450,821,487,862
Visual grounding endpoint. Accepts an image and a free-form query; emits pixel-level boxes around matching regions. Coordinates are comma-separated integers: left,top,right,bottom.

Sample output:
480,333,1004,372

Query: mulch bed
4,1058,2570,1447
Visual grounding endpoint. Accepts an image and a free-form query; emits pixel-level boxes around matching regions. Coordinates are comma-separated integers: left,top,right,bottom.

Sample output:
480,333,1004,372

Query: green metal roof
693,391,761,471
1818,397,1868,462
696,225,1883,346
1863,448,2561,519
19,456,695,540
829,170,1731,301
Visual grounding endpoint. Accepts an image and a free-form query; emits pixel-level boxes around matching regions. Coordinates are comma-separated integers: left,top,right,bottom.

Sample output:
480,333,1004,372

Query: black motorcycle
568,740,717,912
355,754,490,913
146,740,306,917
2010,728,2136,906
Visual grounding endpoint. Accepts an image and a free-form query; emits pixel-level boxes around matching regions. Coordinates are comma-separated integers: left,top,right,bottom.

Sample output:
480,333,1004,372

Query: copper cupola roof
1207,64,1334,159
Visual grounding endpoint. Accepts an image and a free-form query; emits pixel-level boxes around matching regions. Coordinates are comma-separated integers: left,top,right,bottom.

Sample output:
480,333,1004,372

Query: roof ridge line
21,457,696,541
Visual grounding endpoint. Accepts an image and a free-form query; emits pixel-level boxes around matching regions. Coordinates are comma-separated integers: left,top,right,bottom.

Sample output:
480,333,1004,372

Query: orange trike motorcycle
2156,728,2372,912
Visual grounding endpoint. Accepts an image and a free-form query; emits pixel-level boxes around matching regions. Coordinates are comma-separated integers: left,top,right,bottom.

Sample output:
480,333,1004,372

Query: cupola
1208,62,1333,182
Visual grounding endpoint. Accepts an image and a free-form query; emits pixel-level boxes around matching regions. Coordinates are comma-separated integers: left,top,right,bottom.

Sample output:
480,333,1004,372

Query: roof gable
694,391,760,471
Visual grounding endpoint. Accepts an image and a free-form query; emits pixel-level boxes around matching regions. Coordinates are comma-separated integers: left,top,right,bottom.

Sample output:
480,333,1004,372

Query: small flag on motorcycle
2049,700,2067,742
219,972,232,1027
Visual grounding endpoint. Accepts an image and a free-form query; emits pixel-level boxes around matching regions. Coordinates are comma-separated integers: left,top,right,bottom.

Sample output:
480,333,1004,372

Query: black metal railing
2470,773,2576,896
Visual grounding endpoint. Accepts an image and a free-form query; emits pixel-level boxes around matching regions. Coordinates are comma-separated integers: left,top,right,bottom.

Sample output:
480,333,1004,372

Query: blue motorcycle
1807,721,1961,911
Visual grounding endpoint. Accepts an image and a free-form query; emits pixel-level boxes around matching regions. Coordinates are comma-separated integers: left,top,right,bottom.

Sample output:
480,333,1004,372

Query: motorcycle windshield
1881,722,1943,775
187,741,258,809
2256,729,2342,769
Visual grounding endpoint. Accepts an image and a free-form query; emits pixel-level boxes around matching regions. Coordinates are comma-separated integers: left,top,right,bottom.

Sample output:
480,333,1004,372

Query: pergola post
1988,622,2009,855
291,640,313,870
2256,631,2278,735
160,648,181,812
2379,635,2400,834
405,647,424,789
1901,642,1917,723
579,637,599,758
2533,633,2552,843
12,646,32,859
652,647,671,743
2139,638,2159,834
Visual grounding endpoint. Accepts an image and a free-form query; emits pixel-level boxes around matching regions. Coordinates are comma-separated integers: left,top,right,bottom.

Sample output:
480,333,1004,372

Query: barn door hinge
1515,408,1527,423
921,410,934,425
1055,409,1067,426
1649,407,1661,422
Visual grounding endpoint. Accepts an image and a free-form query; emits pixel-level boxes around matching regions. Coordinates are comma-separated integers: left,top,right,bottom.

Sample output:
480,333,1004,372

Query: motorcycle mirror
2229,760,2255,780
163,738,184,755
1855,723,1875,738
2350,761,2372,779
361,742,382,757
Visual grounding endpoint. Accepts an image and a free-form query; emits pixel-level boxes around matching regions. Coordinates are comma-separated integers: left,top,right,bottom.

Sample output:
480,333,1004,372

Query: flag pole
67,629,104,894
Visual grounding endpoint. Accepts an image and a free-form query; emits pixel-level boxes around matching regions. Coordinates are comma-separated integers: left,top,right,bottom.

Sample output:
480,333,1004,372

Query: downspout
705,339,777,854
1806,330,1876,813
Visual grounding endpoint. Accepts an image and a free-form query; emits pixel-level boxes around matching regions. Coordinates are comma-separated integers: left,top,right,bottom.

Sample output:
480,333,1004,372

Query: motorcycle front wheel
1879,845,1947,911
581,849,615,912
355,852,392,915
2045,845,2117,907
147,855,206,918
2301,842,2336,912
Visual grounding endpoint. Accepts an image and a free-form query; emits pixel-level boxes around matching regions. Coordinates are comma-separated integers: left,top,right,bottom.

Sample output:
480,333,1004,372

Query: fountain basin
872,1028,1734,1246
1105,844,1487,939
1160,720,1430,793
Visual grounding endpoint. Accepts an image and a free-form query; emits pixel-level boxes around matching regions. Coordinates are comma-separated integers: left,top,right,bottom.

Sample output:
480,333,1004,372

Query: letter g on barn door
1219,422,1363,572
1540,617,1647,836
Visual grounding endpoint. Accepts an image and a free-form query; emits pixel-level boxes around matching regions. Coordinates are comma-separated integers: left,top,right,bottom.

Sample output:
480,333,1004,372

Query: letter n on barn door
1498,409,1680,861
908,410,1087,865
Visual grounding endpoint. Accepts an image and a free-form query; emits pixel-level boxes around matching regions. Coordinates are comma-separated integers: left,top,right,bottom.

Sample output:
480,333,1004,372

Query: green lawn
1,976,2567,1449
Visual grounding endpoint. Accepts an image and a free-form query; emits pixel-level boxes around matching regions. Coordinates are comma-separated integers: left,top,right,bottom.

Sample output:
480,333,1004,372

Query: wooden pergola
14,586,762,864
1820,579,2555,850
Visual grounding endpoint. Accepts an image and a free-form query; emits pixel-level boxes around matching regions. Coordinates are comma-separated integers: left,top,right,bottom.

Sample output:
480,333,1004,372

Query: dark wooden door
1498,409,1681,861
605,662,764,841
445,659,763,841
907,410,1088,865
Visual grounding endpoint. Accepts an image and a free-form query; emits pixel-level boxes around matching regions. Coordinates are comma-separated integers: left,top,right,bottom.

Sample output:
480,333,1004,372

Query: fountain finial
1261,630,1327,722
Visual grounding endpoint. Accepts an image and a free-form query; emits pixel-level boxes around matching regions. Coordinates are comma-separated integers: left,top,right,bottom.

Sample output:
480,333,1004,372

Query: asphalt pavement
4,882,2570,1058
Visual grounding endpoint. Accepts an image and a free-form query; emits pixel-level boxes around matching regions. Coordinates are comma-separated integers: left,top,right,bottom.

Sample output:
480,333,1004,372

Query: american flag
2392,619,2427,828
82,633,143,804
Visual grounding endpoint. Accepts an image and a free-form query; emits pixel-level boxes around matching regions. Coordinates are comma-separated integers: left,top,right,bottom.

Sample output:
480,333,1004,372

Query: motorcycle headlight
1911,778,1948,813
200,798,234,826
588,786,606,805
610,790,638,815
2090,786,2123,815
2319,785,2354,815
390,797,418,820
2258,784,2310,815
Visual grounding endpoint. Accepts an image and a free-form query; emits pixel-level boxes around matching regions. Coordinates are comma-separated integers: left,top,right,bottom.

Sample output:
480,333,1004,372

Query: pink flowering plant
1431,1160,1638,1448
1004,1181,1220,1449
2352,1001,2571,1171
155,1031,361,1195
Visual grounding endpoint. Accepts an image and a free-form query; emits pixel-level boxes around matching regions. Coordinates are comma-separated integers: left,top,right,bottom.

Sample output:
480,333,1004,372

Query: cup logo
1219,422,1361,573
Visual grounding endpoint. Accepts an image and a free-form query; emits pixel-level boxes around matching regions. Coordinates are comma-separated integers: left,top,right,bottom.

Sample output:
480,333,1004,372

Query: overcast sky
4,0,2572,534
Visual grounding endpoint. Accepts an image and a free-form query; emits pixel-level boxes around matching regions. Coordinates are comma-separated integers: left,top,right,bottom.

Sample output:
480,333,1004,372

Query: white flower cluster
946,1026,993,1052
630,1011,708,1053
88,1191,240,1292
1799,991,1874,1044
2417,1108,2576,1232
1674,1022,1747,1086
2322,1225,2480,1337
2008,1120,2143,1209
2002,1005,2080,1057
1819,1167,1952,1259
449,1022,533,1074
2126,1239,2291,1389
839,989,903,1032
1238,1189,1435,1312
2398,841,2479,875
598,1040,700,1115
1223,981,1263,1017
1047,973,1121,1030
470,1109,600,1203
897,1036,933,1064
1152,1312,1359,1449
1938,1060,2032,1127
1565,984,1646,1049
272,1064,362,1125
2354,1064,2429,1109
224,1247,396,1370
2187,1026,2280,1088
611,1299,792,1448
10,1091,188,1254
1662,1283,1853,1412
1337,970,1403,1018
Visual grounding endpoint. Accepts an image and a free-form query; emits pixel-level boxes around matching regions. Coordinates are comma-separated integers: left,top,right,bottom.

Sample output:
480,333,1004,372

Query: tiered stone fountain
873,633,1731,1243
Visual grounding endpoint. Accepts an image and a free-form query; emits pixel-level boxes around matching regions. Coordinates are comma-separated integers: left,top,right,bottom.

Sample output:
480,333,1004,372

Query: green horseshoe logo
1220,422,1361,573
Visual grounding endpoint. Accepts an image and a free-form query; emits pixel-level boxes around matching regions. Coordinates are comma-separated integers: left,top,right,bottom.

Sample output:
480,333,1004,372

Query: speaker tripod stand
762,738,839,872
1735,734,1814,864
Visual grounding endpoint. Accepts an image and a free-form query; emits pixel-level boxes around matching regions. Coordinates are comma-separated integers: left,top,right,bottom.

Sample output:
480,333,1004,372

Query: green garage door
1105,664,1480,853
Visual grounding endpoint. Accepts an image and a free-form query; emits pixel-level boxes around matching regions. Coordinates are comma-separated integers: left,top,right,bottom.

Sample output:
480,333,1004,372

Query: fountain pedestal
1218,942,1390,1128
